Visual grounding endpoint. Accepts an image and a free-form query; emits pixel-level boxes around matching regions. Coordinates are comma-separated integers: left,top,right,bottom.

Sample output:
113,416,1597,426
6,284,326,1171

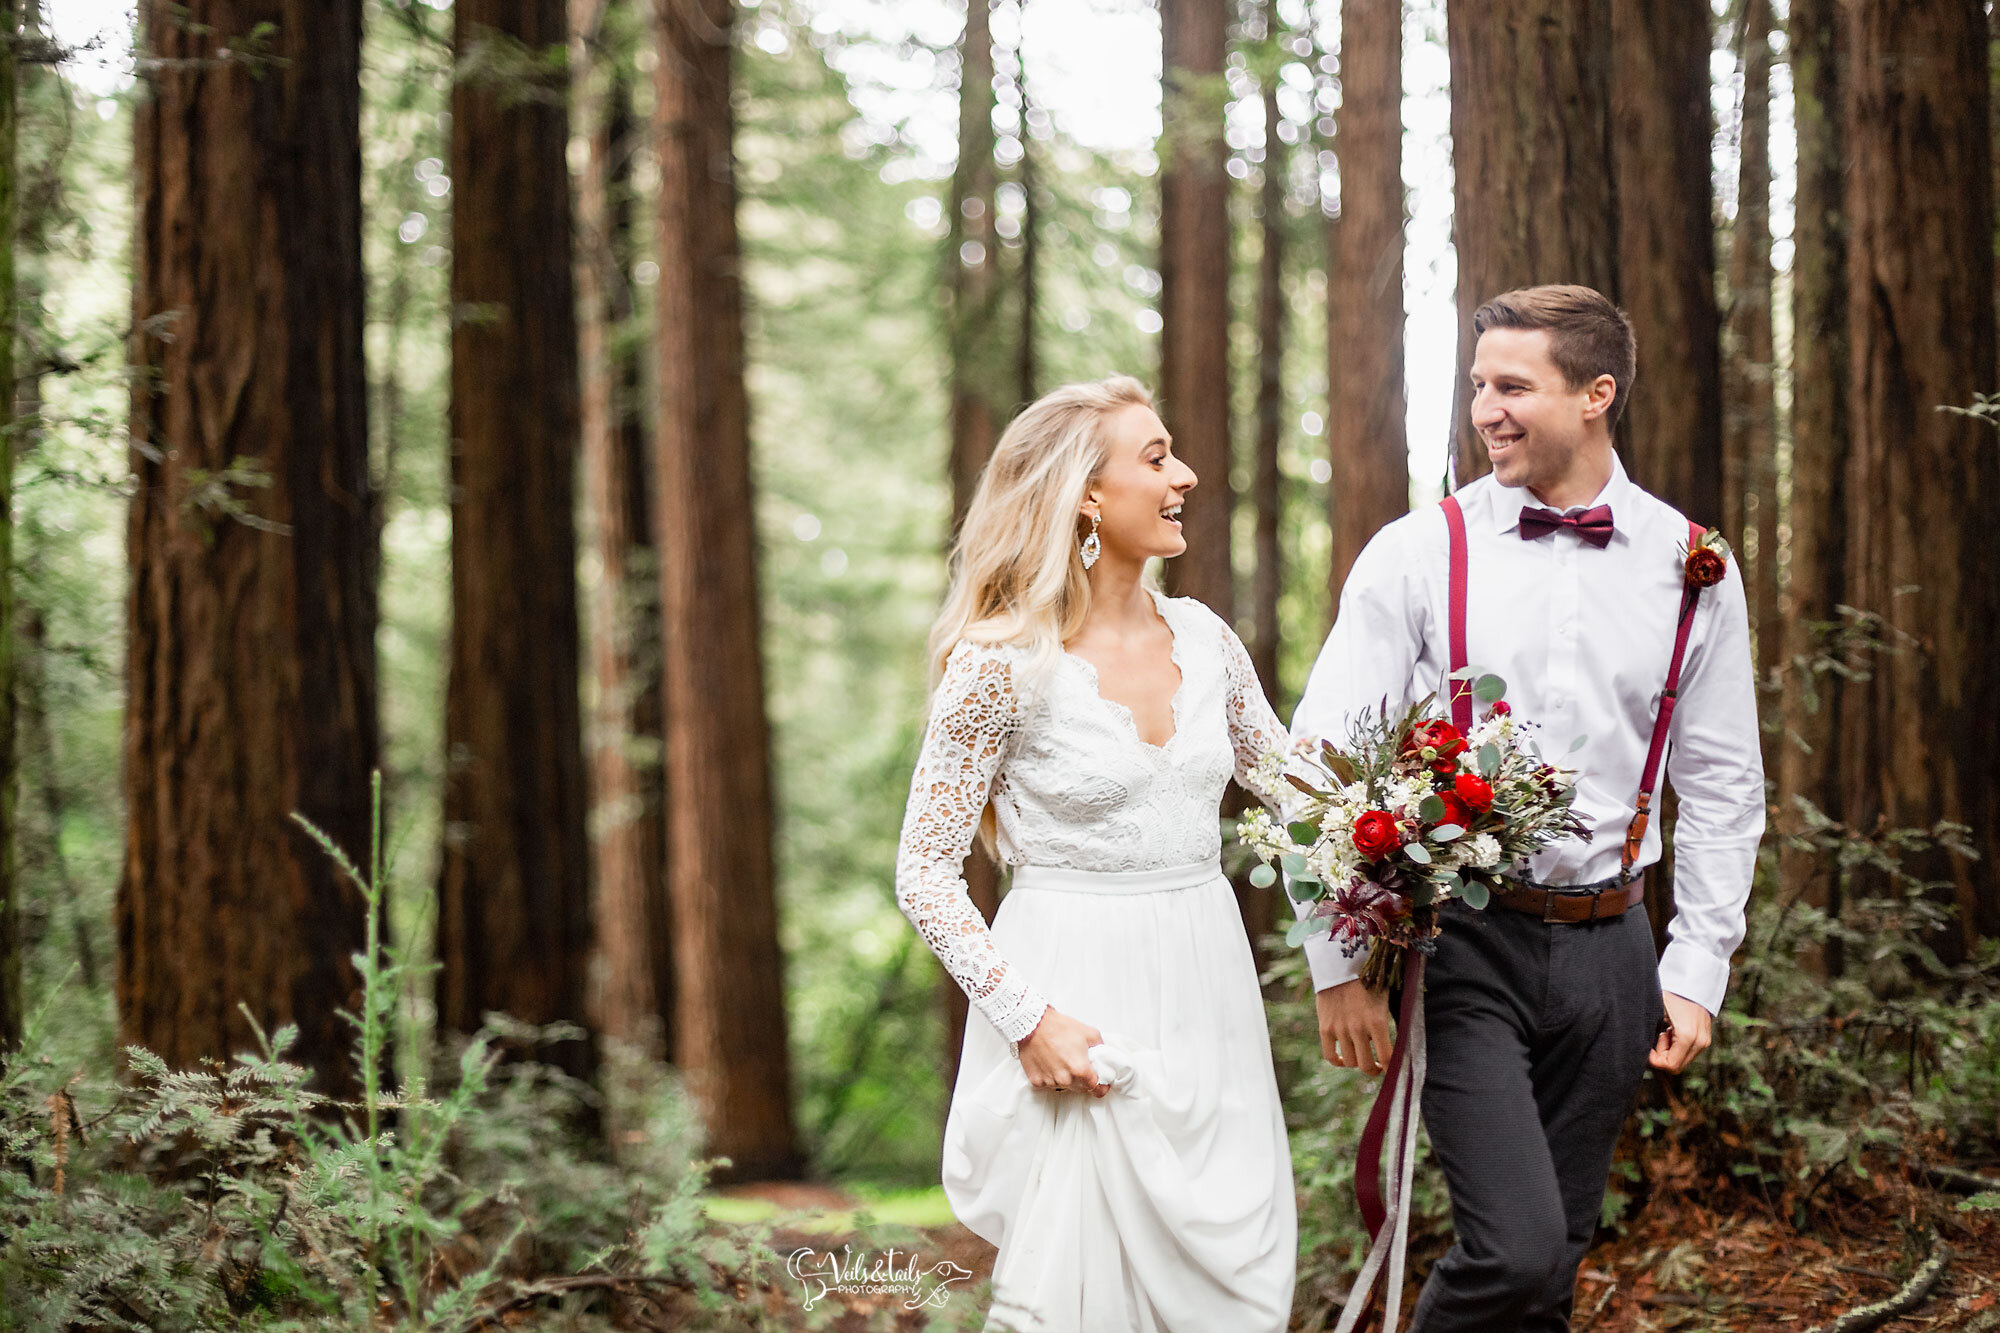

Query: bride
895,375,1298,1331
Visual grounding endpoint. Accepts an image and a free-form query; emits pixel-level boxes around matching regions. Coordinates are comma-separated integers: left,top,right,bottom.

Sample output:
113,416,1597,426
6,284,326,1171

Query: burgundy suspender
1622,518,1707,869
1441,502,1708,874
1441,496,1473,733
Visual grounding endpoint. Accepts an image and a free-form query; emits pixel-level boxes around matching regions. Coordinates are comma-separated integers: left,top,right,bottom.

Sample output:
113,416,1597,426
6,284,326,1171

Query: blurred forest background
2,0,2000,1328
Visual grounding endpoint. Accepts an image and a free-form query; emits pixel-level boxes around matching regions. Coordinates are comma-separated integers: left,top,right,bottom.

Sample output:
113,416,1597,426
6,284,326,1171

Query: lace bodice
894,590,1295,1042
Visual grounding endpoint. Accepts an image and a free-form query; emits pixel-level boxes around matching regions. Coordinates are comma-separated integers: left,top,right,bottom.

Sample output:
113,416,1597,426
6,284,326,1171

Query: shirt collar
1489,452,1632,539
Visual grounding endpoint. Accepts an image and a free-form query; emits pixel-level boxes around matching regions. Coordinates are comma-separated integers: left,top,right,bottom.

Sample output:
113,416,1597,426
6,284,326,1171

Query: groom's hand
1648,990,1712,1074
1315,979,1393,1075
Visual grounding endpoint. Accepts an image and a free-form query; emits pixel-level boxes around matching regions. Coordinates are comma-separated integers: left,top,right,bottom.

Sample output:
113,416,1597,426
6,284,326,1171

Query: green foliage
1656,815,2000,1226
0,775,720,1330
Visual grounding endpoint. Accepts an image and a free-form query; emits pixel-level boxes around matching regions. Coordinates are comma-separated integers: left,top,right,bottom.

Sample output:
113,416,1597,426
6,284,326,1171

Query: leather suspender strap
1442,495,1472,733
1621,518,1708,869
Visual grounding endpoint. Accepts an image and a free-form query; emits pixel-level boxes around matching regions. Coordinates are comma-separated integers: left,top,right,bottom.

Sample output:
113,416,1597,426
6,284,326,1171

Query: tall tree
1250,9,1285,696
1445,0,1616,483
1611,0,1724,524
1327,0,1408,599
438,0,594,1080
1841,0,2000,953
0,0,18,1055
1721,0,1778,678
575,0,671,1057
121,0,376,1091
1159,0,1233,617
941,0,1005,1096
1779,0,1848,973
655,0,801,1179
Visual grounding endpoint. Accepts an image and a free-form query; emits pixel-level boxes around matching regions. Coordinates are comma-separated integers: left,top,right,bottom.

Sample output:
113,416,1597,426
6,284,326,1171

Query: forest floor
674,1176,2000,1333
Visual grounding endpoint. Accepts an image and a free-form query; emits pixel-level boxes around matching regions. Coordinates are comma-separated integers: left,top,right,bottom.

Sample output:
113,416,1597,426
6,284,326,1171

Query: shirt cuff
1658,939,1732,1016
1303,935,1363,992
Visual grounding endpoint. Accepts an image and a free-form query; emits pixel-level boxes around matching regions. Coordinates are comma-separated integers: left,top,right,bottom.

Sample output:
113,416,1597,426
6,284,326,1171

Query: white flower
1467,833,1503,868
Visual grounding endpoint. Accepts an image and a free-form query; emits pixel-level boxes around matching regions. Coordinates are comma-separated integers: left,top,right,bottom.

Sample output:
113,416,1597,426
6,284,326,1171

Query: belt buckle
1542,889,1564,923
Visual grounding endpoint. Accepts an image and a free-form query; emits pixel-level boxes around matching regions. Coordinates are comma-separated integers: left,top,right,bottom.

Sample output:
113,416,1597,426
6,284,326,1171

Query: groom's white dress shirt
1291,455,1765,1014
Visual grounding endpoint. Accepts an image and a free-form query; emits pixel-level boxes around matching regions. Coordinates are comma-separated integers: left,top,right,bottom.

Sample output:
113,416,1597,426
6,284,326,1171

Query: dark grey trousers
1405,894,1664,1332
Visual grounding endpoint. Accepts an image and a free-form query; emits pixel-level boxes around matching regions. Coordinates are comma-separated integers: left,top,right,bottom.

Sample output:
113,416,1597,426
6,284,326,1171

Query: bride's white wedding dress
896,588,1297,1333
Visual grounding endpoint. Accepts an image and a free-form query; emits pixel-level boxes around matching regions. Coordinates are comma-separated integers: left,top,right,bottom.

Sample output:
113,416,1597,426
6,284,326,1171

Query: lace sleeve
1219,618,1300,820
894,641,1049,1044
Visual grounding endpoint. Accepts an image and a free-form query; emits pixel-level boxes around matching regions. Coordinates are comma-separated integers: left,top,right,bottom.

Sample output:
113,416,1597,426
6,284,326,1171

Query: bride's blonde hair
927,374,1155,689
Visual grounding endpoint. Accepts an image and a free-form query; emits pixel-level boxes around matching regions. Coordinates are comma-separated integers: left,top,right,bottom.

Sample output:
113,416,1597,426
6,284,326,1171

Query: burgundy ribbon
1355,951,1427,1242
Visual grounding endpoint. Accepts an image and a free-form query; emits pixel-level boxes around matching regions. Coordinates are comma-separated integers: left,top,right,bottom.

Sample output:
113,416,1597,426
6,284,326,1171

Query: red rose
1352,810,1402,861
1453,773,1495,814
1490,701,1512,717
1432,793,1475,829
1686,546,1727,588
1432,760,1458,777
1404,719,1467,761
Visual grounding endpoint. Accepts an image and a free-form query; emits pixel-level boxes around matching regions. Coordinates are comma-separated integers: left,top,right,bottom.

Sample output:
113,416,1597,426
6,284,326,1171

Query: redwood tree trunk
1445,0,1616,484
1252,49,1284,697
942,0,1005,1098
576,0,671,1058
0,0,17,1055
121,0,376,1092
1159,0,1233,618
1611,0,1723,525
438,0,595,1080
1780,0,1848,974
655,0,800,1179
1327,0,1408,599
1841,0,1999,954
1240,11,1287,960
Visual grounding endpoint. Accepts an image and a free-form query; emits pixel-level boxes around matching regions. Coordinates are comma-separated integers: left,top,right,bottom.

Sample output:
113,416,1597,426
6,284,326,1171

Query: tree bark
1611,0,1724,526
0,0,17,1055
1252,54,1284,698
439,0,595,1081
942,0,1006,1099
655,0,800,1178
1721,0,1778,683
1327,0,1408,600
1445,0,1616,484
1780,0,1849,974
1842,0,1999,955
575,0,671,1060
121,0,376,1092
1159,0,1234,619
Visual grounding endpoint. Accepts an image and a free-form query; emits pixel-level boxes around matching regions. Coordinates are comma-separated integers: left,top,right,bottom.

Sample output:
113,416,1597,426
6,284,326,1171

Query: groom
1294,285,1764,1330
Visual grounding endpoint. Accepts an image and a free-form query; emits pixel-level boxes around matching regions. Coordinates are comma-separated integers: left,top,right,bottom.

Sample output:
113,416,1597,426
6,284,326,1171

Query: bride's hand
1015,1008,1108,1097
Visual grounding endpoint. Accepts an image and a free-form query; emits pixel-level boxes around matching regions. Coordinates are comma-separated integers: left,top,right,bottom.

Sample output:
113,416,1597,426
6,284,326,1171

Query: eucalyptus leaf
1248,862,1277,889
1281,852,1308,877
1432,824,1464,841
1474,673,1507,704
1568,733,1588,753
1419,793,1446,823
1287,876,1320,903
1288,820,1321,845
1404,842,1432,865
1479,743,1500,777
1285,917,1311,947
1459,878,1491,910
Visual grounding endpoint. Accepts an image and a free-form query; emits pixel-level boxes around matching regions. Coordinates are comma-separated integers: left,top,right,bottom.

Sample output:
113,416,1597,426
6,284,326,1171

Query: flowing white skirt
943,858,1297,1333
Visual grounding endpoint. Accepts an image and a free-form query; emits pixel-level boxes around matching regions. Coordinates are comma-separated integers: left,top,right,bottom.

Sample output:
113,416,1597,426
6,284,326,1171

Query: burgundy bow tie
1518,504,1615,548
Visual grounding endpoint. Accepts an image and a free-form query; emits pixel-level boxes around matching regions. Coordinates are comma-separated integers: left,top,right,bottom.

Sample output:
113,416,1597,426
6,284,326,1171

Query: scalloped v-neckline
1063,590,1187,752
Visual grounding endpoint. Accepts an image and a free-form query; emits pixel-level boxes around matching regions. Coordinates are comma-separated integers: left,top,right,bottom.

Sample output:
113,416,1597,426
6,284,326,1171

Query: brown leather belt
1488,878,1647,924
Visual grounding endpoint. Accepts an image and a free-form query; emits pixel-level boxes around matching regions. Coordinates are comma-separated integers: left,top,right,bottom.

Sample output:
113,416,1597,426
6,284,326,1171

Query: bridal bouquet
1237,670,1589,990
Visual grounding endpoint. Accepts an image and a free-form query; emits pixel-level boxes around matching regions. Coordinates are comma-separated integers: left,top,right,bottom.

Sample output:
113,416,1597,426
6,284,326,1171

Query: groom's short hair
1473,285,1637,428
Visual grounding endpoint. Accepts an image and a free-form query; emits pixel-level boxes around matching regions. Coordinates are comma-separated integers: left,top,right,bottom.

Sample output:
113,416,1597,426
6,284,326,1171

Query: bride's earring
1079,513,1102,570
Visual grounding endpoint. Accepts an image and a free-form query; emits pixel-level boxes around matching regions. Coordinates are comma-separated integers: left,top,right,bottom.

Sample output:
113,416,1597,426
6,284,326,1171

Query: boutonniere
1681,528,1731,588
